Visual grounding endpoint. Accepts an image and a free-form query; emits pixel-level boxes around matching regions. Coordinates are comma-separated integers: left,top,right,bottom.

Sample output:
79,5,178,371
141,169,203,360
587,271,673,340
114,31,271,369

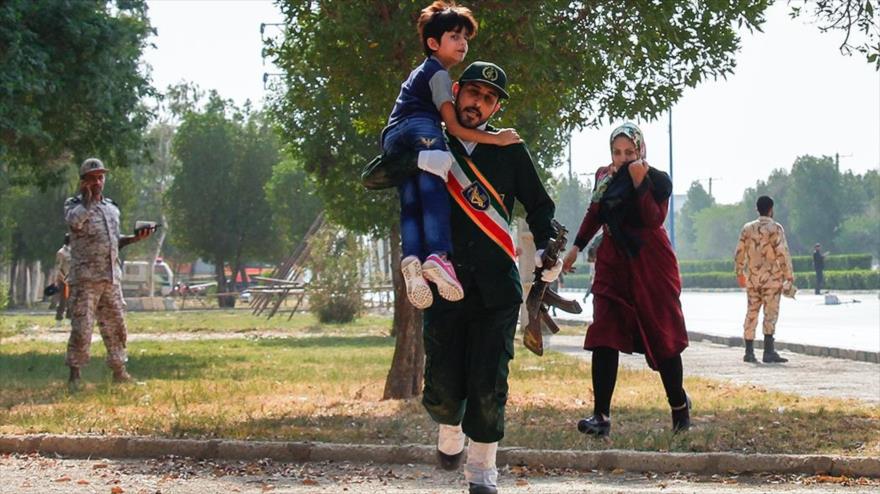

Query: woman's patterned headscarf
590,122,646,203
609,122,646,160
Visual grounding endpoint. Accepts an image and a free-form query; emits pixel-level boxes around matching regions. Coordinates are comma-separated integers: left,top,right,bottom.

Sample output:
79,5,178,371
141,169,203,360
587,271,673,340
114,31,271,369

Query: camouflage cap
79,158,108,178
458,61,509,99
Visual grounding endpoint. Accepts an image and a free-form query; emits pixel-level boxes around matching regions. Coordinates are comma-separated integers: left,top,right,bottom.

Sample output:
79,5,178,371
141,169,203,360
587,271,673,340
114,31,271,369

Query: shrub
308,228,363,323
679,254,873,274
0,282,7,310
680,270,879,289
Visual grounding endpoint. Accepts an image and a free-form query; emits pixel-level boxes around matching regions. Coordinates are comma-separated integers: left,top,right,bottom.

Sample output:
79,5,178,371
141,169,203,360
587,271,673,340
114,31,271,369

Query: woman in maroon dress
561,122,690,437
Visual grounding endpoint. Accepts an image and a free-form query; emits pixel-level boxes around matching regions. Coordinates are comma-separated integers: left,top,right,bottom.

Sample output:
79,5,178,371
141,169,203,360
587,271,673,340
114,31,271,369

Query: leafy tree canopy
168,93,281,292
788,0,880,69
268,0,770,234
0,0,155,187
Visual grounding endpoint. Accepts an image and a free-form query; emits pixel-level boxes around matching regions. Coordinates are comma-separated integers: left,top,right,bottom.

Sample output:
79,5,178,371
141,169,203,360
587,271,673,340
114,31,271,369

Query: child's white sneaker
401,255,433,309
422,253,464,302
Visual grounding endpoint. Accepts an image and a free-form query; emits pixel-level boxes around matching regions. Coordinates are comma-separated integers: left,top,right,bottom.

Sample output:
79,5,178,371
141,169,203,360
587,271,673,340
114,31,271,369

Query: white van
122,260,174,297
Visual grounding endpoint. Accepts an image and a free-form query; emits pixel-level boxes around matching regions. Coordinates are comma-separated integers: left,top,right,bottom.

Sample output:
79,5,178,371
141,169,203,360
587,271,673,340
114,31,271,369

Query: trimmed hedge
679,254,872,274
680,270,879,290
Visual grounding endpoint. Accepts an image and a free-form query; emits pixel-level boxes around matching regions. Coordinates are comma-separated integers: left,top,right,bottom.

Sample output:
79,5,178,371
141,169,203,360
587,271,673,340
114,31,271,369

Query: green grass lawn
0,310,392,338
1,310,877,456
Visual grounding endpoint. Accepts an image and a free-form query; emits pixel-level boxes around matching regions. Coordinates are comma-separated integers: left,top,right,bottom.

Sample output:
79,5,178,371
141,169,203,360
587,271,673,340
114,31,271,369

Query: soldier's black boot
436,449,464,471
762,335,788,363
468,484,498,494
743,340,758,363
112,366,133,383
68,367,82,392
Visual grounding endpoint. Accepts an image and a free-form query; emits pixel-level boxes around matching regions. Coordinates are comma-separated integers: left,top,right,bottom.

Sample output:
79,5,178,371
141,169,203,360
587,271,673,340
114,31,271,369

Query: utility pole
568,133,573,180
699,177,723,198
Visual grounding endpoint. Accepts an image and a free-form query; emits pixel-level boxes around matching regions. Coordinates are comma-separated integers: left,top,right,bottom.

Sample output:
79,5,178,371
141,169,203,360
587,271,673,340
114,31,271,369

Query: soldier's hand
80,181,93,205
737,274,747,288
134,226,154,241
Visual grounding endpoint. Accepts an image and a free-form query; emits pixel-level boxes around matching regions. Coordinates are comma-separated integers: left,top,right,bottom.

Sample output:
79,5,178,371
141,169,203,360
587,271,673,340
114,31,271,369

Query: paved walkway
559,290,880,352
2,454,877,493
548,335,880,403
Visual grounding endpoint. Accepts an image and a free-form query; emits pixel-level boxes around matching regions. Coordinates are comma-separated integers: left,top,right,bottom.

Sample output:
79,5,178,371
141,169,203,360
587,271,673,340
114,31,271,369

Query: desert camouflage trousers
742,286,782,340
66,280,128,370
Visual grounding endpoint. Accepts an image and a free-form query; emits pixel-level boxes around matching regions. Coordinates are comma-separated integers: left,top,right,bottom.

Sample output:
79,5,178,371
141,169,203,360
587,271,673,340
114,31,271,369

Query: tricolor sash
446,154,516,260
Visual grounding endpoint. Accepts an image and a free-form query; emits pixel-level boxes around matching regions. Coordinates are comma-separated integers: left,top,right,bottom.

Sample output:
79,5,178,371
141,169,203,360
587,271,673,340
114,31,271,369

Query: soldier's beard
455,104,487,129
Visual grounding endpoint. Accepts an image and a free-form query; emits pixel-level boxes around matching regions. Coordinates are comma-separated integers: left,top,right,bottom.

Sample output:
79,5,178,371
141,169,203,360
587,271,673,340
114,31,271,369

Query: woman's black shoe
577,415,611,437
671,393,692,433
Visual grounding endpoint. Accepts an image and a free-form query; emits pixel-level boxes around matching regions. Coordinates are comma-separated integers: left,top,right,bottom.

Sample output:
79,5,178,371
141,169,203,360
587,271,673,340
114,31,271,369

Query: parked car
122,260,173,297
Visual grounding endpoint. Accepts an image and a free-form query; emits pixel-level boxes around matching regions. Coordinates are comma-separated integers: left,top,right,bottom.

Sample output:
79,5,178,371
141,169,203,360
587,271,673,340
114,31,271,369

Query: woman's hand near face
562,247,580,273
628,159,649,187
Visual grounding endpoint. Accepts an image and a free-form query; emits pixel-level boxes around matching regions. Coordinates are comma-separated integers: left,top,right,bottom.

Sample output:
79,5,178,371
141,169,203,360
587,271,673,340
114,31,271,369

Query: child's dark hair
418,1,477,57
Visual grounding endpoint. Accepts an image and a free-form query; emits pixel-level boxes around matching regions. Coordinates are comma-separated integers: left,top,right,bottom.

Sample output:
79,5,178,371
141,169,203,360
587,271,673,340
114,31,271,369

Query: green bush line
678,254,873,274
679,270,880,290
563,270,879,290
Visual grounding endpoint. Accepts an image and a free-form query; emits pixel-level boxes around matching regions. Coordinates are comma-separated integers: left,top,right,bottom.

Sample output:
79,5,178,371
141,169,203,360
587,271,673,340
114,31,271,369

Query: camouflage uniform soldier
734,195,793,364
64,158,152,388
53,234,72,326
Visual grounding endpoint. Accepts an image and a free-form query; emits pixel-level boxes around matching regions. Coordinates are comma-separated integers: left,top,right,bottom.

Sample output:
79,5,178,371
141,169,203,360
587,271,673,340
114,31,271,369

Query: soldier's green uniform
422,131,555,443
369,62,556,493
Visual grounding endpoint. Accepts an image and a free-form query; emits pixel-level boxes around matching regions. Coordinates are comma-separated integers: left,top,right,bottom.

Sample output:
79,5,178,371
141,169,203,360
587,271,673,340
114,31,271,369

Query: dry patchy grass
0,329,877,456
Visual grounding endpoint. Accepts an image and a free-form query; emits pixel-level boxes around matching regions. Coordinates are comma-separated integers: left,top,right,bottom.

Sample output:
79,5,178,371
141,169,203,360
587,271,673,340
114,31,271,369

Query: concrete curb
555,318,880,364
2,435,879,478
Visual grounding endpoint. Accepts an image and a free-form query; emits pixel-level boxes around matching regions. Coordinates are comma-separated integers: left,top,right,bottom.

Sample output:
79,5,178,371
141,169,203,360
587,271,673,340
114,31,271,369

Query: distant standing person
64,158,153,389
812,243,828,295
53,233,72,327
734,195,793,364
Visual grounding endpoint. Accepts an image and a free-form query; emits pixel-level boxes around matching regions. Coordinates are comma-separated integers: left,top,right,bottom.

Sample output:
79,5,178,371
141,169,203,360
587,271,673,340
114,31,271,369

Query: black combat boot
68,366,82,392
468,484,498,494
112,366,133,383
436,449,464,471
743,340,758,363
762,334,788,363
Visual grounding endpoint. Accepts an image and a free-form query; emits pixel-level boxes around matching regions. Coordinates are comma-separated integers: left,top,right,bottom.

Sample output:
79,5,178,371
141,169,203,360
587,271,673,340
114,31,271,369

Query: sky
143,0,879,205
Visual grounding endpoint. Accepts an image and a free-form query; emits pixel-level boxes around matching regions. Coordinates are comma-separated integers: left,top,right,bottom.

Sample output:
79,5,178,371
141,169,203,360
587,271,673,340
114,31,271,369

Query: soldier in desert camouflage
64,158,153,389
734,195,794,364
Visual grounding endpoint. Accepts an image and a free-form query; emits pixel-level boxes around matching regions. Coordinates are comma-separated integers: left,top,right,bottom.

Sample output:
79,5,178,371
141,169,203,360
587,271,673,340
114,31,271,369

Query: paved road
548,336,880,403
559,290,880,352
3,454,877,493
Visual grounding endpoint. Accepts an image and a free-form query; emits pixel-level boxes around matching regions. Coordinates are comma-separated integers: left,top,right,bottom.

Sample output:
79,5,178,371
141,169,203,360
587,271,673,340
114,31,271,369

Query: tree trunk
214,256,234,308
382,224,424,400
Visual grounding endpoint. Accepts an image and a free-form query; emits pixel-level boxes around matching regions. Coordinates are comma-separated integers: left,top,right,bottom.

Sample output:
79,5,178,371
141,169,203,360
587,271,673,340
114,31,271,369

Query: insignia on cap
481,66,499,82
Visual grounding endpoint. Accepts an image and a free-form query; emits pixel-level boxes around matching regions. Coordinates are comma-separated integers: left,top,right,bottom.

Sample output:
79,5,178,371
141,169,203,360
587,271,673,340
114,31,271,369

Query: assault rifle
523,219,582,356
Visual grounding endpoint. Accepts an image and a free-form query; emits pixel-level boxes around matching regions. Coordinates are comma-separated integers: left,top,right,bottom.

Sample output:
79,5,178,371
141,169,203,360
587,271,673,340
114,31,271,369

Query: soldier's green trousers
422,290,520,444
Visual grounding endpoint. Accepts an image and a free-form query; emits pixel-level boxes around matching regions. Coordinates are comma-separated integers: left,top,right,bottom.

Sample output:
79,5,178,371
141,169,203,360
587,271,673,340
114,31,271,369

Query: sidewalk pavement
2,435,879,481
547,336,880,404
559,290,880,355
2,453,879,493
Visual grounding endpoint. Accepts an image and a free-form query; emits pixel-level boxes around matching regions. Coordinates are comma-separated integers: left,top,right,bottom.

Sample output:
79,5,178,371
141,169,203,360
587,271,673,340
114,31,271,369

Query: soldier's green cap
458,61,509,99
79,158,108,177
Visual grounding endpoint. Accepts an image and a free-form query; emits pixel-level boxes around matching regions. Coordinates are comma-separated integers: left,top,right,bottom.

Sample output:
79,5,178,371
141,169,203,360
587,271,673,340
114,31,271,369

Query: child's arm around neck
439,101,520,147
